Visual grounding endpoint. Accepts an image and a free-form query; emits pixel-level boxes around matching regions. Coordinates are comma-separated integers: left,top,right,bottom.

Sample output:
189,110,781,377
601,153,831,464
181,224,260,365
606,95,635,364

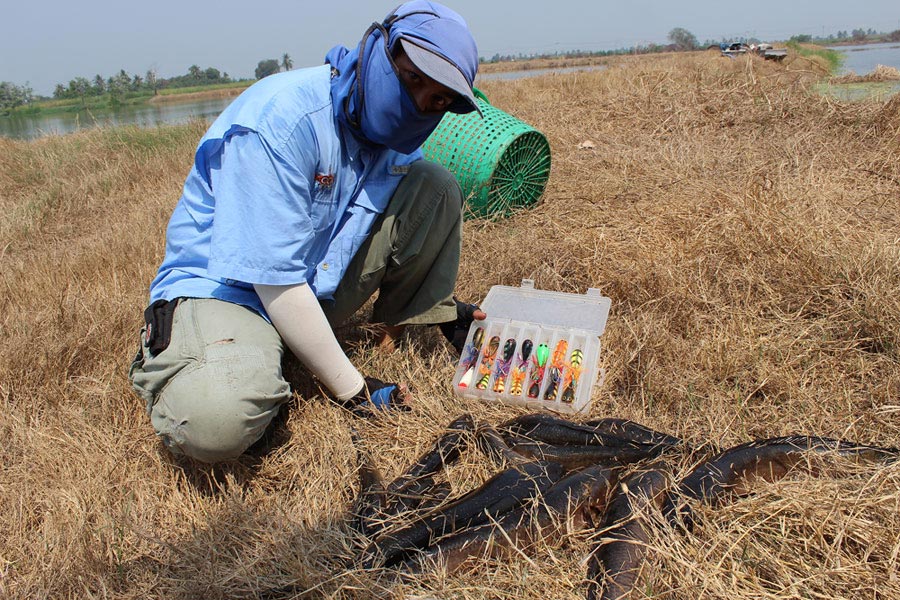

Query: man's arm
255,282,365,400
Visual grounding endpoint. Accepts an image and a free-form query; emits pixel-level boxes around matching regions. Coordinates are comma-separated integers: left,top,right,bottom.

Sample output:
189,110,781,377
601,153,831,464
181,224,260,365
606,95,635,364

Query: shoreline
2,81,253,118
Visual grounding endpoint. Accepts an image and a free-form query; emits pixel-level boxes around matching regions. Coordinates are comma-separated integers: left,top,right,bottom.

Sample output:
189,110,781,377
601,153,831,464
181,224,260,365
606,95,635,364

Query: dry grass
1,50,899,599
831,64,900,84
479,54,614,74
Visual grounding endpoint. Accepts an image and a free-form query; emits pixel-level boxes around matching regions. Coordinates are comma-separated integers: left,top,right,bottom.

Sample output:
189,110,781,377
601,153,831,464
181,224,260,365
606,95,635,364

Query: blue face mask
356,24,445,153
329,21,446,154
327,1,478,155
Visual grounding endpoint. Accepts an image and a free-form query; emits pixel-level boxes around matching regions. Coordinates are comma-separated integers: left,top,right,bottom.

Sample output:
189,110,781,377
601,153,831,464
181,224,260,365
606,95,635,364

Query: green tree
668,27,698,51
93,74,105,95
145,69,158,95
68,77,91,105
255,58,281,79
0,81,33,112
115,69,131,90
107,75,123,106
281,53,293,72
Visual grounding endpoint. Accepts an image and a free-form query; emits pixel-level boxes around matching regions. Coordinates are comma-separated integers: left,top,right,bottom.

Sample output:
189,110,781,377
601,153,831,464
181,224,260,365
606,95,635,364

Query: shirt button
321,263,329,271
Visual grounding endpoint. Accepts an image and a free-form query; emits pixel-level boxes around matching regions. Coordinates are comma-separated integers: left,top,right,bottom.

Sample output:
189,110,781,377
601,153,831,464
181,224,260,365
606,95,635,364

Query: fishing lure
457,327,485,388
560,348,584,403
543,339,569,401
508,339,533,396
526,342,550,398
492,339,517,393
475,336,501,390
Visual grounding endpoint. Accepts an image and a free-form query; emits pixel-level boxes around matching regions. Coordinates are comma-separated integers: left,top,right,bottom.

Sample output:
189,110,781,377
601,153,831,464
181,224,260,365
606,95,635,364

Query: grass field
2,49,900,599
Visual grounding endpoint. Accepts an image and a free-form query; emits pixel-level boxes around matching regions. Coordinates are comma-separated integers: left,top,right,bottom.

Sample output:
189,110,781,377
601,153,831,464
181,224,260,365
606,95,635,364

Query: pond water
829,41,900,75
824,41,900,100
0,96,236,141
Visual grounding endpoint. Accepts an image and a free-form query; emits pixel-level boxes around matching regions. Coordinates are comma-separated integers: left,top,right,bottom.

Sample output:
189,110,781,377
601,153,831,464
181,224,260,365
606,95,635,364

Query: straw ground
1,49,899,599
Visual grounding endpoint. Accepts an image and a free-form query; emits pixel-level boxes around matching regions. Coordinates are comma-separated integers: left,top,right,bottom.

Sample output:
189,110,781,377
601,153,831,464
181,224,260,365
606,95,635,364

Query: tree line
0,52,295,114
51,65,235,103
790,28,900,45
254,54,293,79
0,81,34,112
480,26,900,64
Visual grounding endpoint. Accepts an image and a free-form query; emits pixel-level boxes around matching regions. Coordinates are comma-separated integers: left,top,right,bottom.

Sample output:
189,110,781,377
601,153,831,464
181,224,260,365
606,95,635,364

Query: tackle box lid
479,279,611,336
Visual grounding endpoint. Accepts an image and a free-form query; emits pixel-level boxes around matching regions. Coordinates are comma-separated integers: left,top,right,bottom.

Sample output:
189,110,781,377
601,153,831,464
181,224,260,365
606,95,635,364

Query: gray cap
399,38,481,115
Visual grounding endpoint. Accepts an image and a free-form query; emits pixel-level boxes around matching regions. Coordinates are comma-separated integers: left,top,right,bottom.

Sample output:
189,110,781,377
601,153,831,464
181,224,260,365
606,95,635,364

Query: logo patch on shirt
315,173,335,190
390,165,410,176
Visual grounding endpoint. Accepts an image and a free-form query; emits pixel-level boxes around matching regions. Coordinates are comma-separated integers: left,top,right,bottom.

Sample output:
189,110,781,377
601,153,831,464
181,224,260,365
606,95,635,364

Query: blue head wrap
325,1,479,154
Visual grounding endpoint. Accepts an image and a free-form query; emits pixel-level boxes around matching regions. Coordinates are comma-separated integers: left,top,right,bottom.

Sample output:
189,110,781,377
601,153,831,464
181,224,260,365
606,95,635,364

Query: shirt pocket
310,172,339,234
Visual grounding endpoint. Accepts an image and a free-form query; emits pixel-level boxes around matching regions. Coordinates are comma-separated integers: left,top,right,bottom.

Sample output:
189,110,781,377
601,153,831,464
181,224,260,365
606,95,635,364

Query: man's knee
407,160,463,211
389,162,463,261
150,354,290,463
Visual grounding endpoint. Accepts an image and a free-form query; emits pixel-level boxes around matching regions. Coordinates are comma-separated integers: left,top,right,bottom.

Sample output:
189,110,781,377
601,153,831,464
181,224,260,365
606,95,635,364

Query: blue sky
2,0,899,96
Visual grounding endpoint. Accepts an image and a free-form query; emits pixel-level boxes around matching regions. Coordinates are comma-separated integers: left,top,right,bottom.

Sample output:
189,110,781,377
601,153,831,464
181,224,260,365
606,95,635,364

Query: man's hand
345,376,413,412
439,297,487,354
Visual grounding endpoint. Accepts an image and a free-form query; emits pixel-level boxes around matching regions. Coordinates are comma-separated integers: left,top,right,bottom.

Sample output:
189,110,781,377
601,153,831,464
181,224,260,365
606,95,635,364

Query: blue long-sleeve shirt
150,65,421,318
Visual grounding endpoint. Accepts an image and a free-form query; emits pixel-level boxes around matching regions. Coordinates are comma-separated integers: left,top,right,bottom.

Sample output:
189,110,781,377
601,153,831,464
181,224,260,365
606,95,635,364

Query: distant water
0,96,236,141
824,42,900,100
828,42,900,74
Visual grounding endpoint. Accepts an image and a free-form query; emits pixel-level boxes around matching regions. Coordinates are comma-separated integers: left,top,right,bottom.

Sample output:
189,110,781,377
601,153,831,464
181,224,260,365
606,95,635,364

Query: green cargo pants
129,161,462,463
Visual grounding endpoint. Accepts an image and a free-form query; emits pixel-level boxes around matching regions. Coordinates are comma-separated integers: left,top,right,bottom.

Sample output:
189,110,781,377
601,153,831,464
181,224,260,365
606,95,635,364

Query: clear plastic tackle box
451,280,611,414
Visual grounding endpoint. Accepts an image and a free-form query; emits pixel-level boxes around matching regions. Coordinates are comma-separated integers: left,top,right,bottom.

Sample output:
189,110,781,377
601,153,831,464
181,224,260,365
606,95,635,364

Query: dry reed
831,64,900,84
1,50,899,599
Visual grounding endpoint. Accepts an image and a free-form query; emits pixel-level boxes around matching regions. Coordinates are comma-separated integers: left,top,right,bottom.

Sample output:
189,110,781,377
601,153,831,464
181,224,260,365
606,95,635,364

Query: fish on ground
501,412,681,449
406,463,618,573
586,466,671,600
662,435,900,531
360,459,565,568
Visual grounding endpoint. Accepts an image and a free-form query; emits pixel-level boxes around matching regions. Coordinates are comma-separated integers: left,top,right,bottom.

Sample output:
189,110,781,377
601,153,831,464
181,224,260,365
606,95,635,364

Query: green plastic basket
422,89,551,219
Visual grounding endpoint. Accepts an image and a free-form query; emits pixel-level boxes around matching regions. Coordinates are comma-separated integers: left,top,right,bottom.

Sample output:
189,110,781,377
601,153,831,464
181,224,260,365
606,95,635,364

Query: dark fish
386,413,475,495
506,436,661,471
384,474,446,517
343,414,474,537
583,417,685,448
500,413,676,450
586,467,671,600
406,463,618,573
663,435,899,530
360,459,564,568
476,422,531,467
349,434,388,537
415,480,453,512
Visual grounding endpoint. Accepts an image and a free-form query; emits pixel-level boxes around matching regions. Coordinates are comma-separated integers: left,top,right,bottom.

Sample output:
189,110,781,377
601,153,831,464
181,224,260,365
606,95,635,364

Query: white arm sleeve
254,283,365,401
